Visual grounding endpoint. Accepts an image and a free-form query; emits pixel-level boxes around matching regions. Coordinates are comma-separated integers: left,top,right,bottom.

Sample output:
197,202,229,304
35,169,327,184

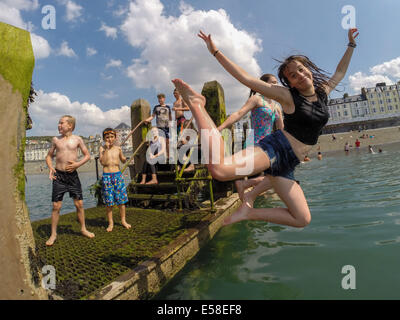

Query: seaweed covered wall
0,22,47,299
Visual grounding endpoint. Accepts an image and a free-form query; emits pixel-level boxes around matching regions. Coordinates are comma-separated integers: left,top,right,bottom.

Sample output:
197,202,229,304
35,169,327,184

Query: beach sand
308,126,400,157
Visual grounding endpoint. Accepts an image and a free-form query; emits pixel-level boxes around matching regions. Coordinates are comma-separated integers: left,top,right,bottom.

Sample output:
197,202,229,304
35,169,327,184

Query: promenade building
114,122,133,154
324,82,400,133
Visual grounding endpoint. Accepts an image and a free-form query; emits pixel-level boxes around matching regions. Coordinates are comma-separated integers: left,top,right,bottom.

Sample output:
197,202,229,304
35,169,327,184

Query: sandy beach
309,126,400,157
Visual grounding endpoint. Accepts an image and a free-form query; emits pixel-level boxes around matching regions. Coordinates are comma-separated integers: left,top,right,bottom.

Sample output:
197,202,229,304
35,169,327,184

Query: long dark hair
276,55,331,96
249,73,276,98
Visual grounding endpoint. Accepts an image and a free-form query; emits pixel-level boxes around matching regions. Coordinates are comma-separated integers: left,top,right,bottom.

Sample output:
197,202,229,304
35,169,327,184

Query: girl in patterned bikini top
217,74,284,144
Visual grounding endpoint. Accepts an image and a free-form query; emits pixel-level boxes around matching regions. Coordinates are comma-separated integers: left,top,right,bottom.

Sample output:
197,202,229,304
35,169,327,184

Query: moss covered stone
31,207,209,300
201,80,227,127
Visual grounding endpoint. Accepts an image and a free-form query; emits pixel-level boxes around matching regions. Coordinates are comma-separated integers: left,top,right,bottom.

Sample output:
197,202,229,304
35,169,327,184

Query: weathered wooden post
201,80,233,197
129,99,150,180
0,22,47,299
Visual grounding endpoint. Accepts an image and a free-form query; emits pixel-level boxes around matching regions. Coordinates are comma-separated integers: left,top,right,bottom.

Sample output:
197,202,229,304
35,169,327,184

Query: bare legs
172,78,270,180
46,199,95,246
106,204,131,232
225,176,311,228
172,79,311,229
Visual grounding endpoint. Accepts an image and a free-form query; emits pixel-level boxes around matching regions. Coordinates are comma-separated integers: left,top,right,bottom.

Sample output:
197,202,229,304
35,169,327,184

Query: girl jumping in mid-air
172,27,358,228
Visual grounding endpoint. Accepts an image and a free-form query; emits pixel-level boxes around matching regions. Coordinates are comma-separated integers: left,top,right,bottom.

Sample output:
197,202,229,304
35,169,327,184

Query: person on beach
139,127,167,185
344,142,350,154
355,138,361,149
171,27,358,228
172,88,190,136
45,115,95,246
217,74,284,202
99,128,131,232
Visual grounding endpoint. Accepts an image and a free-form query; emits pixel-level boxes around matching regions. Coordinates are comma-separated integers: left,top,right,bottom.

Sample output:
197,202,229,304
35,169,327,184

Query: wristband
348,42,356,48
213,50,219,57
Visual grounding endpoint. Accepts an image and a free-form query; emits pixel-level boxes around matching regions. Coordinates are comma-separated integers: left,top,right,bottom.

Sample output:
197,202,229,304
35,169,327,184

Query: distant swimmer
368,145,375,154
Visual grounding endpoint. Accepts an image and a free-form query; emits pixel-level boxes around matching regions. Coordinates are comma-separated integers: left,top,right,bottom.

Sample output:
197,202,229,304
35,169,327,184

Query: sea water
155,143,400,300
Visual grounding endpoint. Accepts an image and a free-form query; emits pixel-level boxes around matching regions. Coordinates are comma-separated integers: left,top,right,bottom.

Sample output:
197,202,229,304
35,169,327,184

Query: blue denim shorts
255,130,300,181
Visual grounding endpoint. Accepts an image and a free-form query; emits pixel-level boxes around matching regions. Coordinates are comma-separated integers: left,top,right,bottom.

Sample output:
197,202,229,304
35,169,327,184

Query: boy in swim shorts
99,128,131,232
45,115,95,246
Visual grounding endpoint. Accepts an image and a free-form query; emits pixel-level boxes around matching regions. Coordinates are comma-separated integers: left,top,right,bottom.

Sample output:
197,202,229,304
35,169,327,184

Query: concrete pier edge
88,193,241,300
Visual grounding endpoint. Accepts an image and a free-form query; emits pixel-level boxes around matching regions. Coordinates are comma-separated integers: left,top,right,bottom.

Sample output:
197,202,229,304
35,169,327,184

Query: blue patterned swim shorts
101,171,128,206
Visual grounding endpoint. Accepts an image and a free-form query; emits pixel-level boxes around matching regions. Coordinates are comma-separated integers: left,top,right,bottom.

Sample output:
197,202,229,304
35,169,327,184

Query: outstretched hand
198,30,217,55
348,28,359,44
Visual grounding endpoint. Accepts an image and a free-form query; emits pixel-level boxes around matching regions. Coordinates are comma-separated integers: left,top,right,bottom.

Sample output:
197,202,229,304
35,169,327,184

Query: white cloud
30,33,52,59
101,73,113,80
57,41,77,58
120,0,262,114
101,90,119,99
348,56,400,93
86,47,97,56
65,0,83,22
99,22,118,39
0,1,52,60
1,0,39,11
349,72,393,93
370,57,400,79
28,90,130,137
105,59,122,69
0,3,26,29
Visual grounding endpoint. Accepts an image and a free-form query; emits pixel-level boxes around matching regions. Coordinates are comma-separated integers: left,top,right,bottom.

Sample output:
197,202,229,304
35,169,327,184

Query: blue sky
1,0,399,137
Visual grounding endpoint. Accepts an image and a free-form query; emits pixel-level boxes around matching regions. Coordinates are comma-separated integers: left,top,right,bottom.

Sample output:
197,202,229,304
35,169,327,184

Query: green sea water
155,143,400,300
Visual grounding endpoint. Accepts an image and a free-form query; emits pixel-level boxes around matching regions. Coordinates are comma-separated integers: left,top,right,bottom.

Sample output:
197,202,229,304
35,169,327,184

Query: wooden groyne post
0,22,47,299
129,99,150,179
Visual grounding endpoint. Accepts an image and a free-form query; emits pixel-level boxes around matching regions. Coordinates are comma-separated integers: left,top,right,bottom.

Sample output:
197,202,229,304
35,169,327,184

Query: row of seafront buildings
25,122,133,162
324,82,400,133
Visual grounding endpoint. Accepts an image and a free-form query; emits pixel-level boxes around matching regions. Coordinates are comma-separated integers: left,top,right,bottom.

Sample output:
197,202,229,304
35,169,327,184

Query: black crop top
283,88,330,145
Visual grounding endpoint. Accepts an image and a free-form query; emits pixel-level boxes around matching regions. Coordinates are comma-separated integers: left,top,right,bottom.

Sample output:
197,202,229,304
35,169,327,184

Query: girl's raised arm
198,31,291,106
324,28,359,95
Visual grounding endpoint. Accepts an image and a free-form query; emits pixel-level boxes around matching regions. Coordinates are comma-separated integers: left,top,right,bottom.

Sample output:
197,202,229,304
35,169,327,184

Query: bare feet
46,234,57,246
106,224,113,232
146,180,158,185
235,179,246,201
81,229,95,238
121,221,132,230
139,180,146,184
223,200,252,226
172,79,206,110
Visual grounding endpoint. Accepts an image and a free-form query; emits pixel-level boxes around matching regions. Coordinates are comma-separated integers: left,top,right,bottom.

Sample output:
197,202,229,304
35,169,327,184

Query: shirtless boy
45,115,95,246
99,128,131,232
172,88,190,136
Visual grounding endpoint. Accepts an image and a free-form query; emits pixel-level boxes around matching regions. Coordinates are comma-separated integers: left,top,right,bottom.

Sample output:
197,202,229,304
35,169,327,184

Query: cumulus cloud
86,47,98,56
0,0,52,60
65,0,83,22
57,41,77,58
370,57,400,79
348,56,400,93
105,59,122,69
30,33,52,59
349,72,393,93
28,90,130,137
120,0,263,113
99,22,118,39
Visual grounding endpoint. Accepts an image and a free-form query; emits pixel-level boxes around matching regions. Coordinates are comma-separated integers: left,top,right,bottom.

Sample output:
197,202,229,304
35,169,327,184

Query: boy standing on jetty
46,115,95,246
99,128,131,232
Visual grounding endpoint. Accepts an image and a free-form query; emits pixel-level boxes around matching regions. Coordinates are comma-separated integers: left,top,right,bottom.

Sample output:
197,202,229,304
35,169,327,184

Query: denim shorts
255,130,300,181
